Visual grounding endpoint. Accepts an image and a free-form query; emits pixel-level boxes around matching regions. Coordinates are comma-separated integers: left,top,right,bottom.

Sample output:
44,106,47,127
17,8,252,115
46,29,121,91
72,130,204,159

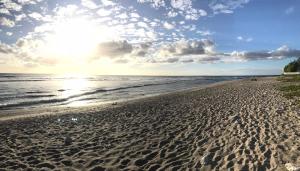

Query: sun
43,17,114,61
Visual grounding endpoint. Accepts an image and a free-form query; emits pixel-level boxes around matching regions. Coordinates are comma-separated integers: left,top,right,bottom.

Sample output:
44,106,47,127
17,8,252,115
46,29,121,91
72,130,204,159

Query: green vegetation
279,85,300,98
278,75,300,99
283,58,300,72
277,75,300,82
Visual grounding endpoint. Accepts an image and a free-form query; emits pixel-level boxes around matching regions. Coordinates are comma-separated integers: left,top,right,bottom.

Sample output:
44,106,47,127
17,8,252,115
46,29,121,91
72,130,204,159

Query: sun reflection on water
60,76,90,106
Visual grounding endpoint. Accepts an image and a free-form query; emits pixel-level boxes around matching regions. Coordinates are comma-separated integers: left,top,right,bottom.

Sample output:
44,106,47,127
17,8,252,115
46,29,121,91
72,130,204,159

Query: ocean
0,73,258,110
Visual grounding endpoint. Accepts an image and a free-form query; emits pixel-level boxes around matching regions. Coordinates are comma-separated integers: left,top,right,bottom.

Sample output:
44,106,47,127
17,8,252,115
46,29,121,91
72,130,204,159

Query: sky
0,0,300,75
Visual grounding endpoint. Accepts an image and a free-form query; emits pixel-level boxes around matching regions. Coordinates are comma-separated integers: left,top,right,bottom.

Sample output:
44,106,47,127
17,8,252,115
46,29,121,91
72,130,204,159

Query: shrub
284,58,300,72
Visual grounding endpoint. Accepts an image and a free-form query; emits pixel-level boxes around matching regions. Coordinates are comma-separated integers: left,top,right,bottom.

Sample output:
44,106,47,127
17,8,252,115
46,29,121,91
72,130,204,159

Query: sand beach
0,77,299,170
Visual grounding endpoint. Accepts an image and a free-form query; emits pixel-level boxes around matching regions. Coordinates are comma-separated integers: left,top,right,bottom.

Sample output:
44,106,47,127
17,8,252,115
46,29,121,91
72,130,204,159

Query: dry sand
0,77,299,170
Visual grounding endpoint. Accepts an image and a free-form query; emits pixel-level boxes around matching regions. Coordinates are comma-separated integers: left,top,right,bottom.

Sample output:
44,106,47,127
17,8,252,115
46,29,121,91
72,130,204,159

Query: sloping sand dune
0,78,299,170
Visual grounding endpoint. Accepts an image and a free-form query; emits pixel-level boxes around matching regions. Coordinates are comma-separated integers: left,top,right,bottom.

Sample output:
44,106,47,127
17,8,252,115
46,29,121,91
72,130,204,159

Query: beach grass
277,75,300,82
278,75,300,99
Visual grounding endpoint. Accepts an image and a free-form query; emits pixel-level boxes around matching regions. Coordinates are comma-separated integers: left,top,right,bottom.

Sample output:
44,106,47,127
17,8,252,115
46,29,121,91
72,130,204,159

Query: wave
72,81,176,98
0,75,17,78
0,79,47,82
0,82,176,109
26,91,49,94
0,76,248,110
0,98,68,109
23,95,56,98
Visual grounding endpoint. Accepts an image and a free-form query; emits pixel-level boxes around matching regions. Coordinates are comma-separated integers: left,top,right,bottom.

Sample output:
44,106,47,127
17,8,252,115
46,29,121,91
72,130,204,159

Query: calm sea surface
0,73,264,110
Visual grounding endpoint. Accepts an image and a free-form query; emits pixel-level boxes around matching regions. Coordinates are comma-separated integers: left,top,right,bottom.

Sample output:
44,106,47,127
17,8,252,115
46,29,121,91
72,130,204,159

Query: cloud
285,6,294,15
116,12,128,19
137,0,166,9
151,43,300,63
170,0,207,20
97,8,112,16
81,0,99,9
0,8,10,15
130,12,140,18
1,0,22,12
17,0,39,5
163,22,175,30
101,0,116,6
237,36,253,42
132,42,152,57
170,0,192,11
114,58,129,63
209,0,250,14
15,14,26,22
157,39,215,57
0,42,14,54
54,4,79,17
148,39,220,63
95,41,133,58
0,17,15,27
6,32,13,36
167,10,178,18
197,30,214,36
138,0,207,20
181,59,194,63
197,56,221,63
2,33,300,67
231,45,300,61
28,12,43,21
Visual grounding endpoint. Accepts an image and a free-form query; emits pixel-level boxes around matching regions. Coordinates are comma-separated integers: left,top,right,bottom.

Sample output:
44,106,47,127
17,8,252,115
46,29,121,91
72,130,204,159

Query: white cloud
167,10,178,18
237,36,243,40
97,8,111,16
2,0,22,12
197,30,214,36
0,8,10,15
101,0,116,6
185,9,207,20
15,14,27,22
163,22,175,30
246,38,253,42
156,39,215,58
17,0,39,5
95,40,133,58
137,22,148,28
54,5,79,17
170,0,192,11
0,17,15,27
6,32,13,36
285,6,294,15
0,41,14,54
230,45,300,61
137,0,166,8
138,0,207,20
237,36,253,42
28,12,43,21
81,0,98,9
209,0,250,14
130,12,140,18
117,13,128,19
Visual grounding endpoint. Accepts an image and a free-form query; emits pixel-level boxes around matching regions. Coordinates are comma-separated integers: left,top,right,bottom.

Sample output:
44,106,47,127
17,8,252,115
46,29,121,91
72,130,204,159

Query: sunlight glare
61,76,89,98
43,17,115,61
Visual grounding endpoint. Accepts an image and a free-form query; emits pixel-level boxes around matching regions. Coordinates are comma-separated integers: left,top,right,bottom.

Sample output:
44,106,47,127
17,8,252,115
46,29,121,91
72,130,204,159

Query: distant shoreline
0,72,280,77
0,75,266,120
0,77,247,121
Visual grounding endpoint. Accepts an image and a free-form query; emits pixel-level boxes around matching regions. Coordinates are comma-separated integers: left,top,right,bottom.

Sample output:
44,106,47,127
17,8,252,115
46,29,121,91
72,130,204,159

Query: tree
284,58,300,72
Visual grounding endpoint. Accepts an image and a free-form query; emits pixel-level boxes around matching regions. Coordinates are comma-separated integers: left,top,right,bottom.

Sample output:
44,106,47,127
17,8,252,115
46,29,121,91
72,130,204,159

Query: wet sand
0,77,299,170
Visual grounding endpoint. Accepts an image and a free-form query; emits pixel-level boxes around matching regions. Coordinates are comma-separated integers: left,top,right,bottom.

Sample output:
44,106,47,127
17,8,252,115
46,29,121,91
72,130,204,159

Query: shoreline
0,77,299,170
0,77,247,121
